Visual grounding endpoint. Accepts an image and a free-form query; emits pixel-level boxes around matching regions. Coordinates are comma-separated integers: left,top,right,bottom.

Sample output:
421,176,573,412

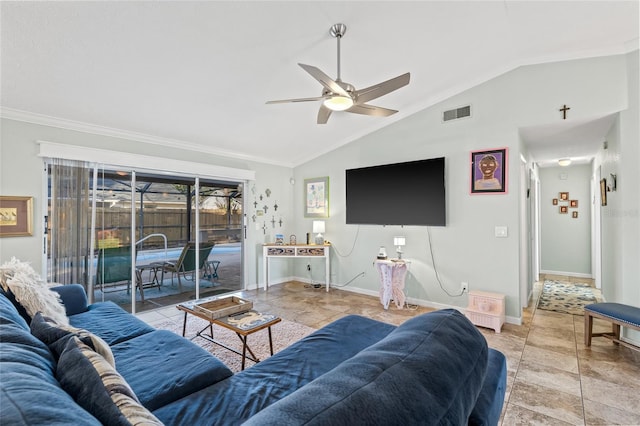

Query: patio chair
157,242,215,292
96,246,135,296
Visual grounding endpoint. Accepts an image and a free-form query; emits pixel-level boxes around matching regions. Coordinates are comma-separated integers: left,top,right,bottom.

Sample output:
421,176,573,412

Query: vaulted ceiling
1,1,638,167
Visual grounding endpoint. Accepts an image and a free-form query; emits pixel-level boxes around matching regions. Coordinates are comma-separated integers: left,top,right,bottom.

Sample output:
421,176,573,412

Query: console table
262,244,330,292
374,259,408,309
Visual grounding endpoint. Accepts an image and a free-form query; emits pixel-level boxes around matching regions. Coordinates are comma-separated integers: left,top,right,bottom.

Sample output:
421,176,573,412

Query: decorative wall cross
559,104,570,120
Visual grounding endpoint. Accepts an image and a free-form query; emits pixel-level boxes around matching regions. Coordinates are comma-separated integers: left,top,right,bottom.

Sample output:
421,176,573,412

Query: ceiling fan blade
266,96,327,104
347,104,398,117
317,104,333,124
354,72,410,104
298,63,351,98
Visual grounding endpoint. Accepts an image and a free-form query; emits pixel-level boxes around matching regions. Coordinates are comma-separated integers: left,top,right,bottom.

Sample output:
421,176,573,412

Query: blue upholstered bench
584,303,640,351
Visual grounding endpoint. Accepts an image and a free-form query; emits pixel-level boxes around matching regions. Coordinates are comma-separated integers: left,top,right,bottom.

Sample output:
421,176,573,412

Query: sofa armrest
51,284,89,316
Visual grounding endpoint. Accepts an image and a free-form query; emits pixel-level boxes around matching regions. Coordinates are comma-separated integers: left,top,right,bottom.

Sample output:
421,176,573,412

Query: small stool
584,302,640,352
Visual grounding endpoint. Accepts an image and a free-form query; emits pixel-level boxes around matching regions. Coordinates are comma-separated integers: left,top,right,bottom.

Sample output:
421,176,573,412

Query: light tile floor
139,280,640,425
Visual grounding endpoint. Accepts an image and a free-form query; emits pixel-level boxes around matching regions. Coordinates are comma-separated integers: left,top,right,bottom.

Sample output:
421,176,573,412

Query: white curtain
47,159,92,286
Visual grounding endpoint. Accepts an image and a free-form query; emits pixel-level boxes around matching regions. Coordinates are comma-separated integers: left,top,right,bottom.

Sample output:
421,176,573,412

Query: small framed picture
0,196,33,237
470,148,507,194
304,176,330,218
570,200,578,208
552,198,558,205
560,206,568,214
572,211,578,218
559,192,569,201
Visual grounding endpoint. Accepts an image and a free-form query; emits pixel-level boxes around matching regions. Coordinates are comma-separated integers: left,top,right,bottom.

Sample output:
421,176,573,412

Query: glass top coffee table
177,300,281,370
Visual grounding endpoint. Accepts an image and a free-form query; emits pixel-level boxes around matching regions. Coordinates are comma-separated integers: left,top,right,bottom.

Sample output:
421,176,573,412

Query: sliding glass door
46,163,244,313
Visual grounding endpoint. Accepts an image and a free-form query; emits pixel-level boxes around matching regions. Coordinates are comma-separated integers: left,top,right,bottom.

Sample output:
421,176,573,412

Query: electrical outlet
461,282,468,293
307,264,311,271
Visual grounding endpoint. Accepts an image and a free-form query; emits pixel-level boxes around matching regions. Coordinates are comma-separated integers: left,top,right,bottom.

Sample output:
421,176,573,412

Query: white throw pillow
0,257,69,325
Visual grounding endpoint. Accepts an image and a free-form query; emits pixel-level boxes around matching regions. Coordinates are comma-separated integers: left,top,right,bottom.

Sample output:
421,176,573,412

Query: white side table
374,259,408,309
262,244,330,292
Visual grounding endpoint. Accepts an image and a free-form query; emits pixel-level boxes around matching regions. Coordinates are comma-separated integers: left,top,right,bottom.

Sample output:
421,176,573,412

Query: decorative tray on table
193,296,253,320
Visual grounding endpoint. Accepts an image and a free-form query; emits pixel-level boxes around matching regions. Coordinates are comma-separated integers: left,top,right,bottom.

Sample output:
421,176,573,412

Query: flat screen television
345,157,446,226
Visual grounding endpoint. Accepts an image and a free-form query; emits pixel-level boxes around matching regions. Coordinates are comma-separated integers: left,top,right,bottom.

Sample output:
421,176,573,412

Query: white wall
539,165,592,276
594,50,640,305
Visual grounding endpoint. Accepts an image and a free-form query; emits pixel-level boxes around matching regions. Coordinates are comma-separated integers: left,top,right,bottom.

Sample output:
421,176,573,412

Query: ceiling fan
266,23,410,124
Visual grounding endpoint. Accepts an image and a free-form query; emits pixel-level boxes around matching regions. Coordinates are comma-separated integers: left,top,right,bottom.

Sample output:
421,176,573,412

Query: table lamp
313,221,325,245
394,236,406,259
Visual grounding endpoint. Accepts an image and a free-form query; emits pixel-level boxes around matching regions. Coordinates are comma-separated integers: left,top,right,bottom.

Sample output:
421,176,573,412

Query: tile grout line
574,314,587,426
500,284,538,424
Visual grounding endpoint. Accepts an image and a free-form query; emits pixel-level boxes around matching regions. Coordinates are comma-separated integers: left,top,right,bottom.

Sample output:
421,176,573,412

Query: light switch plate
495,226,508,238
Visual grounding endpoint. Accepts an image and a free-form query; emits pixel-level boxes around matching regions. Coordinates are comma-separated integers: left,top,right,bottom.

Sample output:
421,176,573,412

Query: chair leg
584,313,593,346
612,323,621,345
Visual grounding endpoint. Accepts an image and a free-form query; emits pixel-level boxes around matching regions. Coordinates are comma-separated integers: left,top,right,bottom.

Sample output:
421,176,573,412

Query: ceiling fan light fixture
558,158,572,167
323,95,353,111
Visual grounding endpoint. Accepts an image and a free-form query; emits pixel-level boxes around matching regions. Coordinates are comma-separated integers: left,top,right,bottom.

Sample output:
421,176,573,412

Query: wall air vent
443,105,471,122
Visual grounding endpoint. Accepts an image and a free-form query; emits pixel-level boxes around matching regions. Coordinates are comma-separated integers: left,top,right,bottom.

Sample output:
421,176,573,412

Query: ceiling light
323,95,353,111
558,158,572,167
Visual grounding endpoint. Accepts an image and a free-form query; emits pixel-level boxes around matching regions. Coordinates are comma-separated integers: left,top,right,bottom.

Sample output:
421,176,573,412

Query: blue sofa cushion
0,287,31,327
469,348,508,426
0,289,29,330
112,329,233,411
69,301,154,345
153,314,396,425
30,312,115,366
0,295,102,425
56,336,163,426
244,309,489,426
0,371,102,425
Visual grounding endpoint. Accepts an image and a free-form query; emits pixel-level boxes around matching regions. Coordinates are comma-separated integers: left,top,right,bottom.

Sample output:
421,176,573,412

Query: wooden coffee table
177,302,281,370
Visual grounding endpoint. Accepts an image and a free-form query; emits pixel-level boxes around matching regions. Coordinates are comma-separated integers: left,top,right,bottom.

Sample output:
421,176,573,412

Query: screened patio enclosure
46,164,244,313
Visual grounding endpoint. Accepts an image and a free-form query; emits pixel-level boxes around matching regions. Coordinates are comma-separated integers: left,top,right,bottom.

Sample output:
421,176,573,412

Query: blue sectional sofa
1,284,507,425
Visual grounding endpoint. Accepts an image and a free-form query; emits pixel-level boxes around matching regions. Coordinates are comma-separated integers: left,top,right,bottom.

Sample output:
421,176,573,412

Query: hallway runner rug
537,280,602,316
154,316,316,373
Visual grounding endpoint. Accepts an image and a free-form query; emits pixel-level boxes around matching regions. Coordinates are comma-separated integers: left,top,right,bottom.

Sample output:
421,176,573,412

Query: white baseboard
329,283,522,326
540,270,593,279
265,278,525,326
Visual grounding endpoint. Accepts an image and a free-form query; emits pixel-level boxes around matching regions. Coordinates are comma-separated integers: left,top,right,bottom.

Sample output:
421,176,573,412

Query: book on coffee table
217,310,278,331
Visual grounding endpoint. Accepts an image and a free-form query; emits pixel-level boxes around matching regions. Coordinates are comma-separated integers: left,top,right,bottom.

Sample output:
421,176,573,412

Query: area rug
154,316,316,372
537,280,602,315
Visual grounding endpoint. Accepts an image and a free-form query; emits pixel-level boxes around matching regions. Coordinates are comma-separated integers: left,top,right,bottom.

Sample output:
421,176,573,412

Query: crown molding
0,107,293,168
37,140,255,182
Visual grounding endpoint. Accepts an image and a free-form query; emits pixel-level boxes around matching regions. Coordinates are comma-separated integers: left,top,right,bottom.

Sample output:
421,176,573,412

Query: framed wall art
560,206,568,214
552,198,558,205
570,200,578,208
559,192,569,201
304,176,329,218
470,148,507,194
0,196,33,237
